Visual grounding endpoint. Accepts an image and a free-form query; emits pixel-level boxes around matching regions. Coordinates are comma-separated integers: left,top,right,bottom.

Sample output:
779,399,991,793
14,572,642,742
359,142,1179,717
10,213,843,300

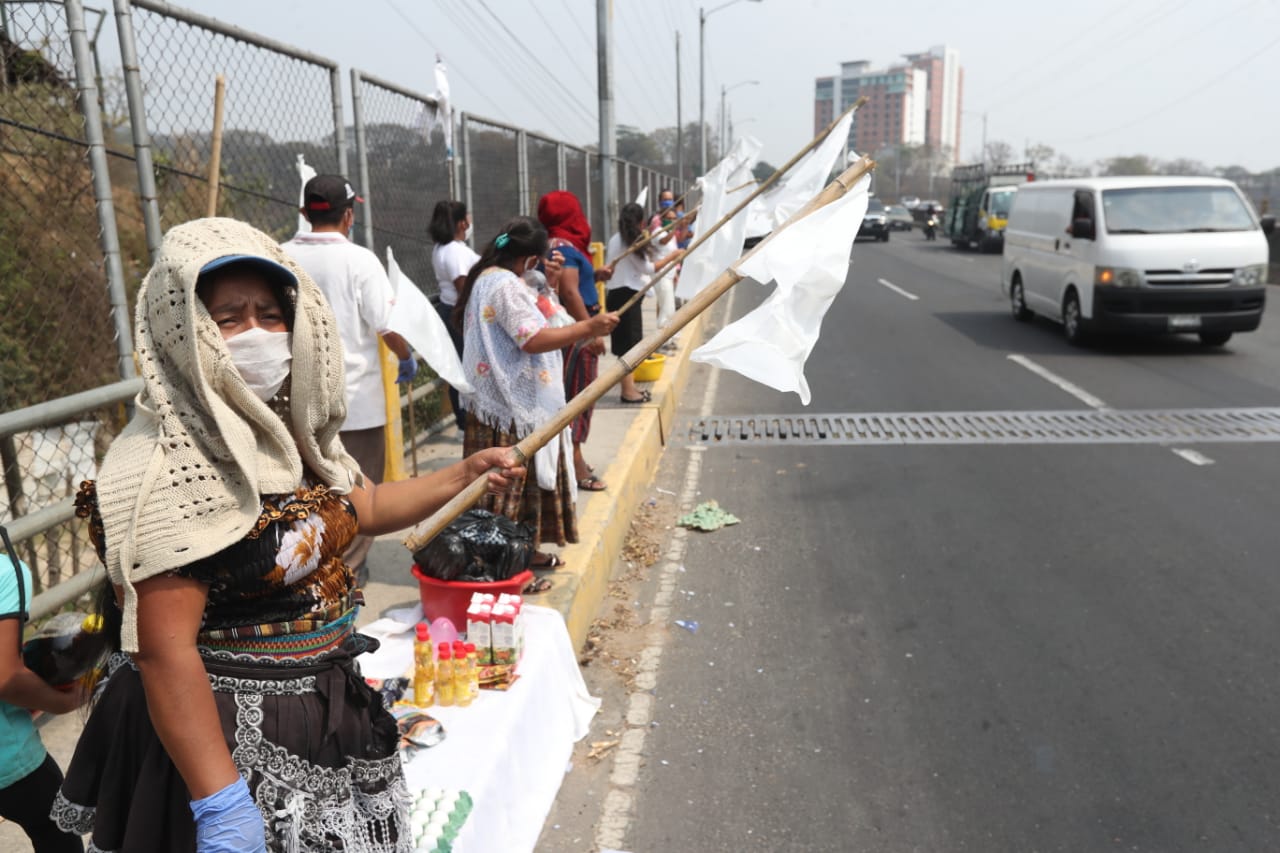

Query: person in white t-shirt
429,199,479,431
605,203,683,404
282,174,415,582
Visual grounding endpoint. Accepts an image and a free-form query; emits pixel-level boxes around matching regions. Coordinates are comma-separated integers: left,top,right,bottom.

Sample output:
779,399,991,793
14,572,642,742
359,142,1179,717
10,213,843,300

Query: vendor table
359,604,599,853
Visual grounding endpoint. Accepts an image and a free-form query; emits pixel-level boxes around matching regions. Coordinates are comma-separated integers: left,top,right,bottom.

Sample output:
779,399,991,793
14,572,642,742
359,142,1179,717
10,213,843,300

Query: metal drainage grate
682,408,1280,447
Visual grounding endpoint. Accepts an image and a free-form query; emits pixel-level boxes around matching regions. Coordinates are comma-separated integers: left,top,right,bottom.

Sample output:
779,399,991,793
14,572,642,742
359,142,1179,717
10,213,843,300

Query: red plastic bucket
410,565,533,632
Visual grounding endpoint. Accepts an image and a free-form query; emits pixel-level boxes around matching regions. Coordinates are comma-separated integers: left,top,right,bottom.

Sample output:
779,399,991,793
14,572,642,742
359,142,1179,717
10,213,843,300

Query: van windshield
988,189,1016,217
1101,186,1256,234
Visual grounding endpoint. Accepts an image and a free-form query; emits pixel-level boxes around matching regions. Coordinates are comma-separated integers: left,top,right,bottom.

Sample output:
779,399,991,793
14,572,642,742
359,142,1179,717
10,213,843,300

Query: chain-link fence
460,113,523,245
1,2,126,411
3,0,684,613
350,69,448,293
120,0,344,243
1,1,137,599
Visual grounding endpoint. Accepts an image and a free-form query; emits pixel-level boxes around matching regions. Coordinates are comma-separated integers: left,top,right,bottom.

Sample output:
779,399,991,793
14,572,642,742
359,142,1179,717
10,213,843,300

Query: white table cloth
359,604,599,853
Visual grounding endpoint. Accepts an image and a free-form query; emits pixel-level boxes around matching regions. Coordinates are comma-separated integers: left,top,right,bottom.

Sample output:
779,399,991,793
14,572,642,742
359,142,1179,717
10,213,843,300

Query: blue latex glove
397,355,419,384
190,777,267,853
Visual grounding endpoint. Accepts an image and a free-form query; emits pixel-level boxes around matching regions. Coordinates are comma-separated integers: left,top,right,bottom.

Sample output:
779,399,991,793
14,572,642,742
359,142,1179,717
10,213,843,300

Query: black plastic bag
413,509,535,582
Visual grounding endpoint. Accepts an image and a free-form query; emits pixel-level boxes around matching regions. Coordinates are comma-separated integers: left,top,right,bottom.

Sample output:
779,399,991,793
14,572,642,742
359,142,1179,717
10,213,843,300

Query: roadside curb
541,315,706,650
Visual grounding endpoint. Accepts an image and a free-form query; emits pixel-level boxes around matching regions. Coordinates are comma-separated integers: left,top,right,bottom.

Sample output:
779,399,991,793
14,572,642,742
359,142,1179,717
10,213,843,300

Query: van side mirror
1262,215,1276,236
1070,218,1095,240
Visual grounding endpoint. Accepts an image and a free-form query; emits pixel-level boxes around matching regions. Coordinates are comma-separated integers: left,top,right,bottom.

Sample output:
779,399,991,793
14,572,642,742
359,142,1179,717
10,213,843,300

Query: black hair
619,202,646,247
428,200,469,244
302,204,349,229
453,216,549,328
195,260,297,330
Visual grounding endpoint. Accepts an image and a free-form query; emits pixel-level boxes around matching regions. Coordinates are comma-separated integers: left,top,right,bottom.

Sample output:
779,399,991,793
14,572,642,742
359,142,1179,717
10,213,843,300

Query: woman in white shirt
604,203,682,404
430,200,480,430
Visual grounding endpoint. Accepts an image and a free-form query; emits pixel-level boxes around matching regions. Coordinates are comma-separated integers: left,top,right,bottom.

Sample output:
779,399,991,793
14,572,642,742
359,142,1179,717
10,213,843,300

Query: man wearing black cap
283,174,416,585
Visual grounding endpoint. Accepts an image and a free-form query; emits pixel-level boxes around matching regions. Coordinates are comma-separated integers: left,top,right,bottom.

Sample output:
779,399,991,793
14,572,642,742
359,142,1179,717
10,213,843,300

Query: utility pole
676,31,683,184
596,0,616,233
698,7,706,176
719,84,726,161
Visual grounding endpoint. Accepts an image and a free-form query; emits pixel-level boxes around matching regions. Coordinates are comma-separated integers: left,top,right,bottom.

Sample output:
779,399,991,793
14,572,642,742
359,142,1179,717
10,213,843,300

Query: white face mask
224,327,293,402
464,222,474,242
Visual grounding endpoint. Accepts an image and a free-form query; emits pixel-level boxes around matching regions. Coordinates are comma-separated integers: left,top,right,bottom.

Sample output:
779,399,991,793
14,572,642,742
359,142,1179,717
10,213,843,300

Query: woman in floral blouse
453,216,619,571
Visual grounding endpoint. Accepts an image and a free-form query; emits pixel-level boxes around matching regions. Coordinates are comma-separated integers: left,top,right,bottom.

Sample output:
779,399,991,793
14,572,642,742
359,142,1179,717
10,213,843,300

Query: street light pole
721,79,759,158
676,31,683,184
699,0,762,176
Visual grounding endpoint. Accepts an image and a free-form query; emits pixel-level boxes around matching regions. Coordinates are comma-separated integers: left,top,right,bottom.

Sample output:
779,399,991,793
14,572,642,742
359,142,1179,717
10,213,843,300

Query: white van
1001,177,1275,346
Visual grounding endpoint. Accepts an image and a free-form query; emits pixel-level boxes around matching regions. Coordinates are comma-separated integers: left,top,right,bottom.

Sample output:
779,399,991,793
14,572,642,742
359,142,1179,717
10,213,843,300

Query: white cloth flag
676,136,763,301
745,112,853,239
431,59,453,159
295,154,315,236
384,247,473,393
633,186,648,209
691,174,871,405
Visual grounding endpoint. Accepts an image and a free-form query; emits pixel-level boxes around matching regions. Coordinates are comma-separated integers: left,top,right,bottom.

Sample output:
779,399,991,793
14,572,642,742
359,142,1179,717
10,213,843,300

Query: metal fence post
583,151,592,229
331,65,348,178
350,68,375,251
516,129,529,215
65,0,135,381
556,142,566,190
112,0,162,260
461,112,474,244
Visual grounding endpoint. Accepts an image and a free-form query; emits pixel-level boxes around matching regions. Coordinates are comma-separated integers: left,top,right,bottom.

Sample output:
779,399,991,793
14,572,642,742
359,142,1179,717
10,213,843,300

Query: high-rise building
815,45,962,162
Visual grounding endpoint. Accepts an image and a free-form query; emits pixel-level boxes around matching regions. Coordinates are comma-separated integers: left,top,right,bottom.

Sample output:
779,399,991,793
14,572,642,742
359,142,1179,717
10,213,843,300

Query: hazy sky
137,0,1279,172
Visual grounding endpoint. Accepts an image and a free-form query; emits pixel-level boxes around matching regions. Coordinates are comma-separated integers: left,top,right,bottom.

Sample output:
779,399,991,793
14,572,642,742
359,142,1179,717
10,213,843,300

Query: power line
432,1,588,139
981,0,1197,112
474,0,598,127
377,0,506,117
1063,31,1280,144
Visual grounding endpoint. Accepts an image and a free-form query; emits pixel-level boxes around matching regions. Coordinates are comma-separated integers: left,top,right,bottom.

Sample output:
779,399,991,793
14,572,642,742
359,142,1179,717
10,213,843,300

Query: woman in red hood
536,191,613,492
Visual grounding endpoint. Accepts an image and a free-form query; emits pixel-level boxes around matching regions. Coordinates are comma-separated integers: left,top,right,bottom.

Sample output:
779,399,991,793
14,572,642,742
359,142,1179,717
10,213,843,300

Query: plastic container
411,565,533,633
632,353,665,383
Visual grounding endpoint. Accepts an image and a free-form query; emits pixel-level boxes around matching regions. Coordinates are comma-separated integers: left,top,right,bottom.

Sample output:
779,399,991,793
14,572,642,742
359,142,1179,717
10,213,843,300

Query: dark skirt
463,419,578,549
54,642,408,853
562,342,598,445
606,286,643,358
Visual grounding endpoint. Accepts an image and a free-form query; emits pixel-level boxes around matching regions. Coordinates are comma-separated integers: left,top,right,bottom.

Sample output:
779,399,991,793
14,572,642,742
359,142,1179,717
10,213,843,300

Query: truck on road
945,162,1035,252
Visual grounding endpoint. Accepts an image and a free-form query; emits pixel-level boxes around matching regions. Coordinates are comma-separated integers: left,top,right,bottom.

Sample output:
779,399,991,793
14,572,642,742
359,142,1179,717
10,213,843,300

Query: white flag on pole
745,112,853,239
295,153,316,236
676,136,762,301
634,185,649,209
384,247,473,393
431,58,453,160
691,174,871,405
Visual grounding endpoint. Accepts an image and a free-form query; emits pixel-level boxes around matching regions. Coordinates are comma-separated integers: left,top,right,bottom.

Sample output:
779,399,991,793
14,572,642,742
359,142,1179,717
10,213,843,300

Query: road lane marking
1171,448,1215,466
593,273,732,849
1007,354,1108,410
877,278,919,301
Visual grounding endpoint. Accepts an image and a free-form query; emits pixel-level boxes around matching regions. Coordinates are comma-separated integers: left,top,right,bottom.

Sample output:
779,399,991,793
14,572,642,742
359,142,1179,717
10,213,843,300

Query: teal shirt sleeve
0,554,46,789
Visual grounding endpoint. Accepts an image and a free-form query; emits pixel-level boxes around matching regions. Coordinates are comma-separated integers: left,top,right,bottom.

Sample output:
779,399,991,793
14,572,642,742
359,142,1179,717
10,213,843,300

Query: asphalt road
567,231,1280,852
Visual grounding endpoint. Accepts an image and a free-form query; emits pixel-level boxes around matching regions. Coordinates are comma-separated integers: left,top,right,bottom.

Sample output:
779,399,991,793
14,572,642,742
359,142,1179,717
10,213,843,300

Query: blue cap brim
199,254,297,288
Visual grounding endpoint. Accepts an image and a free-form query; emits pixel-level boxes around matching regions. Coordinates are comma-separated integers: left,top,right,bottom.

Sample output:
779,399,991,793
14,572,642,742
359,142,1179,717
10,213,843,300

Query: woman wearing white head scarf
53,218,522,852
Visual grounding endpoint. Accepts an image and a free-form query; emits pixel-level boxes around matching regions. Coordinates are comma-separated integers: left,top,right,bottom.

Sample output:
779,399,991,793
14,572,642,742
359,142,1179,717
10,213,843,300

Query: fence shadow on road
933,310,1240,359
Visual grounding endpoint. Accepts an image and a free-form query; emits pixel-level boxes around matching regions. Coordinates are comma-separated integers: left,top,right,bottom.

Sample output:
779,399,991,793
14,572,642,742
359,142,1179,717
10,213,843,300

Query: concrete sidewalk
3,305,704,851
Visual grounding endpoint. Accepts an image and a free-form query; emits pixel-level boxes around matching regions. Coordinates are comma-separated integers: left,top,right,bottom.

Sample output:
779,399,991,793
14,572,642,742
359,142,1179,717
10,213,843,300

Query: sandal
522,577,553,594
620,390,651,404
530,552,564,570
577,475,608,491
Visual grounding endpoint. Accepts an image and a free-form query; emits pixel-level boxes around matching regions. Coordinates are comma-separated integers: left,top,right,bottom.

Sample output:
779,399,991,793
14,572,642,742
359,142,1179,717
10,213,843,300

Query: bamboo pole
403,155,876,555
615,95,867,316
406,380,419,478
206,74,226,217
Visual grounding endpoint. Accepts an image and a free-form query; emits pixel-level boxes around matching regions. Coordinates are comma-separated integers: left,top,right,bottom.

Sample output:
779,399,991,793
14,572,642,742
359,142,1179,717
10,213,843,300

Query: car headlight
1095,266,1142,287
1232,264,1268,287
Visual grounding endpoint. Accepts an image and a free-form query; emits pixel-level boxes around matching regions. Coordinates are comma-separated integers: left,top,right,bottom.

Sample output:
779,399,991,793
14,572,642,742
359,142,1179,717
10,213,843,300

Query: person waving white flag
384,247,473,393
691,173,871,405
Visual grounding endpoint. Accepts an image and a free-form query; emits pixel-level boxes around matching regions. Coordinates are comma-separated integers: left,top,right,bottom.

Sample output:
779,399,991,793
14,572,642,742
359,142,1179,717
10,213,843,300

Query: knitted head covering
536,191,591,255
96,217,358,652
